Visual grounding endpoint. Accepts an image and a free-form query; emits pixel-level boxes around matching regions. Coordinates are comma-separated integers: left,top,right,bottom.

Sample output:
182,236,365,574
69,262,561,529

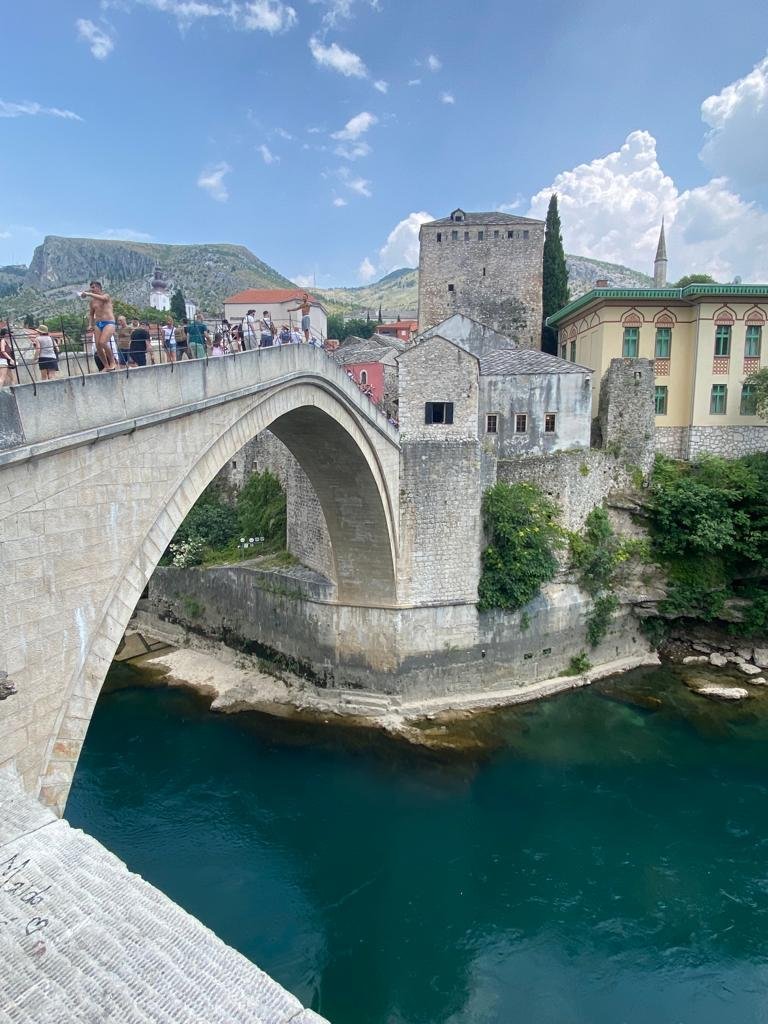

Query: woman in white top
32,325,60,380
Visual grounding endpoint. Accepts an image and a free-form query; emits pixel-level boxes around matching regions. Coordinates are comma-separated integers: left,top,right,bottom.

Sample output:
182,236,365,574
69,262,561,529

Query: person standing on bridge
80,282,117,371
288,293,312,343
31,325,60,380
0,327,16,387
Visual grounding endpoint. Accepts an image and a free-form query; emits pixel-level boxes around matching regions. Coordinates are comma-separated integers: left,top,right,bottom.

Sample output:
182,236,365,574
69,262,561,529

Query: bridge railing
0,341,400,454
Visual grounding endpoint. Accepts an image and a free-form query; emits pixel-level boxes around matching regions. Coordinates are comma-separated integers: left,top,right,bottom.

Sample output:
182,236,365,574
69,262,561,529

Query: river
67,661,768,1024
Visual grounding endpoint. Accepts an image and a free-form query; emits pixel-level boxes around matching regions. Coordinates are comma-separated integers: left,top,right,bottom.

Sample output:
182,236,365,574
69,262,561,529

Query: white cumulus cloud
426,53,441,72
331,110,377,140
528,129,768,282
239,0,297,33
0,99,82,121
309,36,367,77
700,53,768,188
347,176,372,197
440,91,455,105
334,141,371,160
333,197,347,207
358,256,376,282
373,79,388,93
76,19,115,59
197,161,231,201
258,143,279,164
378,210,433,272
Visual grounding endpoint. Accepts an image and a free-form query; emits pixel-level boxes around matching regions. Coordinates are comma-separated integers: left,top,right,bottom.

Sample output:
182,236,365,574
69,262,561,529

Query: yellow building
547,280,768,460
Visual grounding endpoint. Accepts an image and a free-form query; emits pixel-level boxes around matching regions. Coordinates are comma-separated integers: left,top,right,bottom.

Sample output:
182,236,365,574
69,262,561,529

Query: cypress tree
541,193,569,354
170,287,187,322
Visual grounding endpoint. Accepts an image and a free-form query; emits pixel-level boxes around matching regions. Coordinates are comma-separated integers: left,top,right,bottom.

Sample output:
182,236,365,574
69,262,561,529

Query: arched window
360,370,368,385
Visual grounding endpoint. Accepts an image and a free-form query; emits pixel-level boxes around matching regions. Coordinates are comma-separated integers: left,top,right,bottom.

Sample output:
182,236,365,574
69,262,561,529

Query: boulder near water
709,653,728,668
693,684,750,702
753,649,768,670
739,663,763,676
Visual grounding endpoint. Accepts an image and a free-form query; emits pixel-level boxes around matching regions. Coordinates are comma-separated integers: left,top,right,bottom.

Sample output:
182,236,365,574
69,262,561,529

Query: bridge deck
0,770,327,1024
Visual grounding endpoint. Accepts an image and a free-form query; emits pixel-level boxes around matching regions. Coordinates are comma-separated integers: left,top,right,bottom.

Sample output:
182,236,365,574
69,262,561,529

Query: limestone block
709,652,728,668
693,684,749,702
754,648,768,669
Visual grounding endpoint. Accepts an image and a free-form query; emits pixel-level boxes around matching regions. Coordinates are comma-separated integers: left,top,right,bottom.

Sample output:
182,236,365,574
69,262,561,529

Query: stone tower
149,265,171,311
417,208,545,349
653,220,668,288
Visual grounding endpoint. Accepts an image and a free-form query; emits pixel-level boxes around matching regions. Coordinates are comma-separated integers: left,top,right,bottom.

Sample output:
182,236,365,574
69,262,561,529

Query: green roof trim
546,283,768,327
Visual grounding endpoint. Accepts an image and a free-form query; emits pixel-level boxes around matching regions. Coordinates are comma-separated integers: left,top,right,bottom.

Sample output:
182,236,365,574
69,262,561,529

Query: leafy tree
327,314,376,343
541,193,569,355
22,313,37,328
673,274,716,288
170,288,187,322
477,482,563,611
744,367,768,419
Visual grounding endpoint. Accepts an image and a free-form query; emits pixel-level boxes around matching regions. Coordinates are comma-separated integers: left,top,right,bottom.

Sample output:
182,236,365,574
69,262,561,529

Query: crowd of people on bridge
0,286,326,383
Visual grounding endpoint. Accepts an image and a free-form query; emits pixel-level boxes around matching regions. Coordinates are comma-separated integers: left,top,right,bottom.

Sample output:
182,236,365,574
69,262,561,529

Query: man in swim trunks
288,293,312,343
80,281,117,370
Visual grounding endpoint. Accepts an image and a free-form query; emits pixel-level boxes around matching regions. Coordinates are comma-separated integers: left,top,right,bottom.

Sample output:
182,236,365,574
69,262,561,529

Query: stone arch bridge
0,346,400,813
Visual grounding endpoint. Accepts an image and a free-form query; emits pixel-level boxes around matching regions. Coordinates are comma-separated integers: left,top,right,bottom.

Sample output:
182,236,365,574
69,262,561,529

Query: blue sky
2,0,768,286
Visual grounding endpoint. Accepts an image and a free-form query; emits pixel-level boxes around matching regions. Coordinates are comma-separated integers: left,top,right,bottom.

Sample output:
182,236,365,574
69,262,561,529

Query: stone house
547,281,768,459
417,208,545,348
398,315,591,454
375,320,418,342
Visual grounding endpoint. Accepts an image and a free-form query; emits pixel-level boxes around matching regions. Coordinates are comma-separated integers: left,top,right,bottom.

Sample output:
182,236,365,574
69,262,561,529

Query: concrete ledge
0,770,328,1023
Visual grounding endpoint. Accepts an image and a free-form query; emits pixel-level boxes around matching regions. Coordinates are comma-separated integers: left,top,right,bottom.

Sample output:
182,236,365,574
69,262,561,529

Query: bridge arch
0,349,400,813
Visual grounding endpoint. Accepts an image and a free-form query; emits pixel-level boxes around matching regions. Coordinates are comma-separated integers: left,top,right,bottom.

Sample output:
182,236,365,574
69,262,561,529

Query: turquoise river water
67,662,768,1024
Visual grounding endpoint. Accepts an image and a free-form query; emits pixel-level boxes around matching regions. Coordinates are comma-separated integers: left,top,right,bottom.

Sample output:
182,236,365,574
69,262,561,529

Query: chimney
595,278,609,288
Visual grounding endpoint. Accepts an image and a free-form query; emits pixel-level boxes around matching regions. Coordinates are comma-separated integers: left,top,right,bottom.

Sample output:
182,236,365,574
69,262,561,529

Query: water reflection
68,663,768,1024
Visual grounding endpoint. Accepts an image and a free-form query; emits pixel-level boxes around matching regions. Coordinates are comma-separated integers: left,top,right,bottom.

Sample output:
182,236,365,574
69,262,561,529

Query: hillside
6,236,294,317
316,256,652,317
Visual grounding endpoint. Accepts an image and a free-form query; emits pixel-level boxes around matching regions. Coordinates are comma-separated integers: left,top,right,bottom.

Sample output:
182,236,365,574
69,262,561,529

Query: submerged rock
739,663,763,676
693,684,749,703
709,653,728,668
683,655,709,665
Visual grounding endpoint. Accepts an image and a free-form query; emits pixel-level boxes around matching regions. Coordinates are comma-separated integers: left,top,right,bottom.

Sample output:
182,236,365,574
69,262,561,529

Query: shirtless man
288,292,312,343
80,281,117,370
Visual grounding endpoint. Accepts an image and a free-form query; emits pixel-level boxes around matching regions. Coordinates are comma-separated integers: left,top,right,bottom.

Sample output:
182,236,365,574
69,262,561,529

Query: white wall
224,300,327,340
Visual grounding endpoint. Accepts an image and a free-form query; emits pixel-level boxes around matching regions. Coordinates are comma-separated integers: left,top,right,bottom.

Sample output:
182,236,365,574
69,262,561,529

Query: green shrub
477,482,563,612
566,651,592,675
237,469,287,545
586,594,619,647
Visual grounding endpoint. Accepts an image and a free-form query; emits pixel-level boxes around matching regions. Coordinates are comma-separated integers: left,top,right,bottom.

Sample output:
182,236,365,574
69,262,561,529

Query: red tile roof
224,288,321,305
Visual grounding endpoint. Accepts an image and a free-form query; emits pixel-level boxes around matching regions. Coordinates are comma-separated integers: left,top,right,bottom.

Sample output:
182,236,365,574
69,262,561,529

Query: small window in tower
515,413,528,433
507,230,514,239
494,230,500,239
523,230,529,240
478,230,484,241
482,267,486,277
545,413,556,433
464,230,470,241
360,370,368,385
448,283,454,292
232,460,237,469
486,414,498,434
451,230,458,241
425,401,454,425
436,232,442,242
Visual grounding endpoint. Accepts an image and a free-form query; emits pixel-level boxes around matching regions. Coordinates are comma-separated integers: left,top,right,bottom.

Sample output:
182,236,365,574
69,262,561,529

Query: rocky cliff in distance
13,236,295,316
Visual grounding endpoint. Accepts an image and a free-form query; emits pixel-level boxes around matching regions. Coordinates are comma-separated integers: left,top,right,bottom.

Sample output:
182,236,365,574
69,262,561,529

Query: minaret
654,220,668,287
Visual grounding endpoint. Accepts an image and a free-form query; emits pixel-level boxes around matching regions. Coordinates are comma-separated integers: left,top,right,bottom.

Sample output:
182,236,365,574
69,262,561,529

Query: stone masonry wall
496,449,637,532
687,425,768,460
597,358,656,477
217,430,335,581
417,219,545,348
654,426,689,460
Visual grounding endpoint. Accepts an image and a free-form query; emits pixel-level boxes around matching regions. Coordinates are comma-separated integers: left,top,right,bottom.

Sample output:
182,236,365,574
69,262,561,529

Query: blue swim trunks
96,319,116,330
